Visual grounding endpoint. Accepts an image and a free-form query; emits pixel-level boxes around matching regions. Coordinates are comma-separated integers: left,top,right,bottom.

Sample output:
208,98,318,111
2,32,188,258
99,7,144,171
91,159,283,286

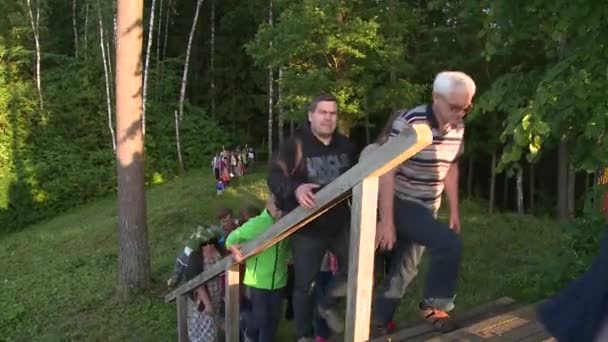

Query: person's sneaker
315,337,328,342
317,306,344,333
419,302,457,333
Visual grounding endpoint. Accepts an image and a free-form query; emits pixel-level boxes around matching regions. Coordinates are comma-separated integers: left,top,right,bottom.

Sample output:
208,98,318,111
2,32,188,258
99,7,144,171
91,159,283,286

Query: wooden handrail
165,124,432,303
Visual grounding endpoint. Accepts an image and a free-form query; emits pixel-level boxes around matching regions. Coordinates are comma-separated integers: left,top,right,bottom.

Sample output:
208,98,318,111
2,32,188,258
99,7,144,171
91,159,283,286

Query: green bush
0,56,229,233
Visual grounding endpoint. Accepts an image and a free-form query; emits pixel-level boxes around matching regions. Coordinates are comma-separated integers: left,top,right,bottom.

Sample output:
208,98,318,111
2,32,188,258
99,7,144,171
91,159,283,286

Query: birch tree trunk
160,0,172,96
277,67,284,144
142,0,157,135
210,0,216,118
73,0,79,58
155,0,163,99
162,0,172,62
98,0,116,151
26,0,44,111
174,110,184,173
84,2,89,52
178,0,204,121
116,0,150,296
267,0,274,157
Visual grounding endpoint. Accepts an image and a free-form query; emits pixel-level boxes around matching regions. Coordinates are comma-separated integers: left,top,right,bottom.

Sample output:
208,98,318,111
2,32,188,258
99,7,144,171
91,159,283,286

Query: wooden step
421,304,556,342
369,297,521,342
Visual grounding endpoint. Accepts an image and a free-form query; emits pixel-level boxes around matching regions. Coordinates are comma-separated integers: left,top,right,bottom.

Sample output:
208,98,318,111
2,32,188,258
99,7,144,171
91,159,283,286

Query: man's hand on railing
228,244,245,263
375,220,397,251
295,183,320,209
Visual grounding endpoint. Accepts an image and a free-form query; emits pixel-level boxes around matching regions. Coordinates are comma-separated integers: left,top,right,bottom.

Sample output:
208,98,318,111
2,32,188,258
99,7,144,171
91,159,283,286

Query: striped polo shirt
389,104,464,212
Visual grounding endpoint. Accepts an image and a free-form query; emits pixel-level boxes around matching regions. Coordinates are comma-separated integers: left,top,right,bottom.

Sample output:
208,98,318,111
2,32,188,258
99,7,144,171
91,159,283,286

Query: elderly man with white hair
370,71,476,336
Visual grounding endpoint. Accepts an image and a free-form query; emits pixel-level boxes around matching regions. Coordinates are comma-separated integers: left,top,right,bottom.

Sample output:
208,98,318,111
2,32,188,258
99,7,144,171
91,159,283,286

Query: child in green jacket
225,195,289,342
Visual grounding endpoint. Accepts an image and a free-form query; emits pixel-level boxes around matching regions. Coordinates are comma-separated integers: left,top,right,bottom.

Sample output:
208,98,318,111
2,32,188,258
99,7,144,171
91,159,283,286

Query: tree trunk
210,0,215,119
178,0,204,121
26,0,44,111
503,172,509,209
160,0,172,96
162,0,172,62
338,118,352,137
73,0,79,58
516,164,524,214
278,67,284,144
84,2,89,52
467,155,474,197
267,0,274,157
98,0,116,151
115,0,150,295
529,162,535,213
141,0,157,135
489,151,496,213
557,140,569,220
364,112,371,144
568,164,576,218
154,0,163,100
290,119,295,135
174,110,184,173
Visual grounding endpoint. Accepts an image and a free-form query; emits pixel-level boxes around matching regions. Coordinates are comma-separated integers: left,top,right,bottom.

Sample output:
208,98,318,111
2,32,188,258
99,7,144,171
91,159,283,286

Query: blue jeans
372,198,461,325
314,271,333,339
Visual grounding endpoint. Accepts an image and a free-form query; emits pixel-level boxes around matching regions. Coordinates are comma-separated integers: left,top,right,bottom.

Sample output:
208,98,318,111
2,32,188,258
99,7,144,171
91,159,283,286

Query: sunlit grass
0,168,587,341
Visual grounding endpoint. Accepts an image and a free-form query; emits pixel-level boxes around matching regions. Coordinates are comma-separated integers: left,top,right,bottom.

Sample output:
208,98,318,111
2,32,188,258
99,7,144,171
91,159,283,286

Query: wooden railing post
345,176,379,342
176,293,189,342
225,264,240,342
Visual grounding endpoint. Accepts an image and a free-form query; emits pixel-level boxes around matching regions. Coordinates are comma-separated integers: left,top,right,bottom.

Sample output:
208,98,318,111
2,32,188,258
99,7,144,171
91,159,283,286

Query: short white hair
433,71,476,99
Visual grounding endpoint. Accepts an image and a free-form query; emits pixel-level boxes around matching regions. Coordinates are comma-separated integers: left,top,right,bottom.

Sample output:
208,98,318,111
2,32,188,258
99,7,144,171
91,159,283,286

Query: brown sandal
420,304,458,333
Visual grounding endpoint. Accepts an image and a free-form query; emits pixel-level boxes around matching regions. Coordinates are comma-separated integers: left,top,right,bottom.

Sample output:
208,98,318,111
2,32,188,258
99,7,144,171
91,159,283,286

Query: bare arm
376,168,397,250
195,286,213,312
444,163,460,215
378,168,396,225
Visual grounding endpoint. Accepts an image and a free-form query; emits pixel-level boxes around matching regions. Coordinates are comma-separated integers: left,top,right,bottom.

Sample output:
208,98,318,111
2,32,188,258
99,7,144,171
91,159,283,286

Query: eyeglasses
439,94,473,116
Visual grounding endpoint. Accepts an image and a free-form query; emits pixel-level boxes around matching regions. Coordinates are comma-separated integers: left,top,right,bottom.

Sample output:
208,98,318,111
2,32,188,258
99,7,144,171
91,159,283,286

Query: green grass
0,168,589,341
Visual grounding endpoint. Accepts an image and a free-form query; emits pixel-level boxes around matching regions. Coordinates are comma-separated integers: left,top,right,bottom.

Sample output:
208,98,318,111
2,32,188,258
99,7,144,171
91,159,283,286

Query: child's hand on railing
228,244,245,263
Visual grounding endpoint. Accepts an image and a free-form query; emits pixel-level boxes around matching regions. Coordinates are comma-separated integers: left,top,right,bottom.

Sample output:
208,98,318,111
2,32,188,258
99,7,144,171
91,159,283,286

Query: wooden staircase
371,298,555,342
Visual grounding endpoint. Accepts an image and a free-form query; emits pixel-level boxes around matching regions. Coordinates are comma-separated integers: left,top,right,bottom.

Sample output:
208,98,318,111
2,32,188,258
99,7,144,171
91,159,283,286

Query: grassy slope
0,169,585,341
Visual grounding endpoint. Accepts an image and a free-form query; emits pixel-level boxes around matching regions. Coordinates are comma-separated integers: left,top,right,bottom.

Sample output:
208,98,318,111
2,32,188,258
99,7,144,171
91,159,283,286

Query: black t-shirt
268,127,356,236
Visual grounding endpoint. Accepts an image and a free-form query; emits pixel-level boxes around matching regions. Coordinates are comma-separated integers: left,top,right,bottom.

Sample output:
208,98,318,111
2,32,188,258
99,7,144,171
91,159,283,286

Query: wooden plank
166,124,432,303
225,264,240,342
176,294,189,342
424,304,539,342
345,177,379,342
372,297,517,342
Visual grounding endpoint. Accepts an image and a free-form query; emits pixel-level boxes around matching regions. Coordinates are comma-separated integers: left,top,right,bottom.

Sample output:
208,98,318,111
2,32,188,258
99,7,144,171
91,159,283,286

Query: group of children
212,147,256,196
168,197,337,342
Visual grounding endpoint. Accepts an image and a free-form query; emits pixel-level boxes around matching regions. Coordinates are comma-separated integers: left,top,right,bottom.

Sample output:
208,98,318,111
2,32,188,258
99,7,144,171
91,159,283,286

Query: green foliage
478,0,608,172
0,53,228,232
246,0,423,127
